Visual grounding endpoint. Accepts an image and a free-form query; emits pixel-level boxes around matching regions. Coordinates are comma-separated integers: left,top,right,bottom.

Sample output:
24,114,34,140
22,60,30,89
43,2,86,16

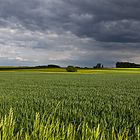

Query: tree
66,66,77,72
94,63,102,69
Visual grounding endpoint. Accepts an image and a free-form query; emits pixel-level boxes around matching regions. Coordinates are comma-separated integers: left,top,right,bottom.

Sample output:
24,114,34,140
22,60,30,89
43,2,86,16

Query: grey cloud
65,0,140,42
1,0,140,42
0,0,140,66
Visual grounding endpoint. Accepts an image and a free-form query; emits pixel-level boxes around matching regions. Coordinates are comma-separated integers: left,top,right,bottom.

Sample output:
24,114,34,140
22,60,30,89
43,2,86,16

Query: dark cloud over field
0,0,140,66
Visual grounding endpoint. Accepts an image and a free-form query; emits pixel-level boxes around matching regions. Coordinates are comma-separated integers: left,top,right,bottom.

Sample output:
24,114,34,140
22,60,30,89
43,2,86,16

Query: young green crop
0,72,140,139
0,109,139,140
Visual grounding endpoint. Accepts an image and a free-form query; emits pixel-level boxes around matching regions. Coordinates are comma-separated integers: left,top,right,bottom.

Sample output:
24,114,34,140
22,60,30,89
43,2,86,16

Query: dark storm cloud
1,0,140,42
66,0,140,43
0,0,140,66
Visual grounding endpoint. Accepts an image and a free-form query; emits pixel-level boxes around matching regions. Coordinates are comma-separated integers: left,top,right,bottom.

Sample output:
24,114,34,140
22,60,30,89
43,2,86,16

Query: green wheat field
0,69,140,139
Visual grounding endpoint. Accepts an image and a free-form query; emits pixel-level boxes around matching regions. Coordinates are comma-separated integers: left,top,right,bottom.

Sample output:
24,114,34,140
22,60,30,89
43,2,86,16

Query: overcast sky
0,0,140,67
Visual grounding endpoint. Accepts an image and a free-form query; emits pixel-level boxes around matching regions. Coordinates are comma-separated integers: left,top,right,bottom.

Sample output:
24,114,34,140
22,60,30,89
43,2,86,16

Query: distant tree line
35,65,61,68
1,62,140,72
116,62,140,68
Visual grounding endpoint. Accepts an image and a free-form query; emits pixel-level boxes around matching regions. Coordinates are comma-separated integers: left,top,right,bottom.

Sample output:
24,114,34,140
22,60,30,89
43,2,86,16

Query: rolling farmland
0,71,140,139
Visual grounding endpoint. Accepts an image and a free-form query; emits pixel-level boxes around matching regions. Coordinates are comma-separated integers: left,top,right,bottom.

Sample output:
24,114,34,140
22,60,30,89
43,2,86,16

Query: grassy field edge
0,67,140,74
